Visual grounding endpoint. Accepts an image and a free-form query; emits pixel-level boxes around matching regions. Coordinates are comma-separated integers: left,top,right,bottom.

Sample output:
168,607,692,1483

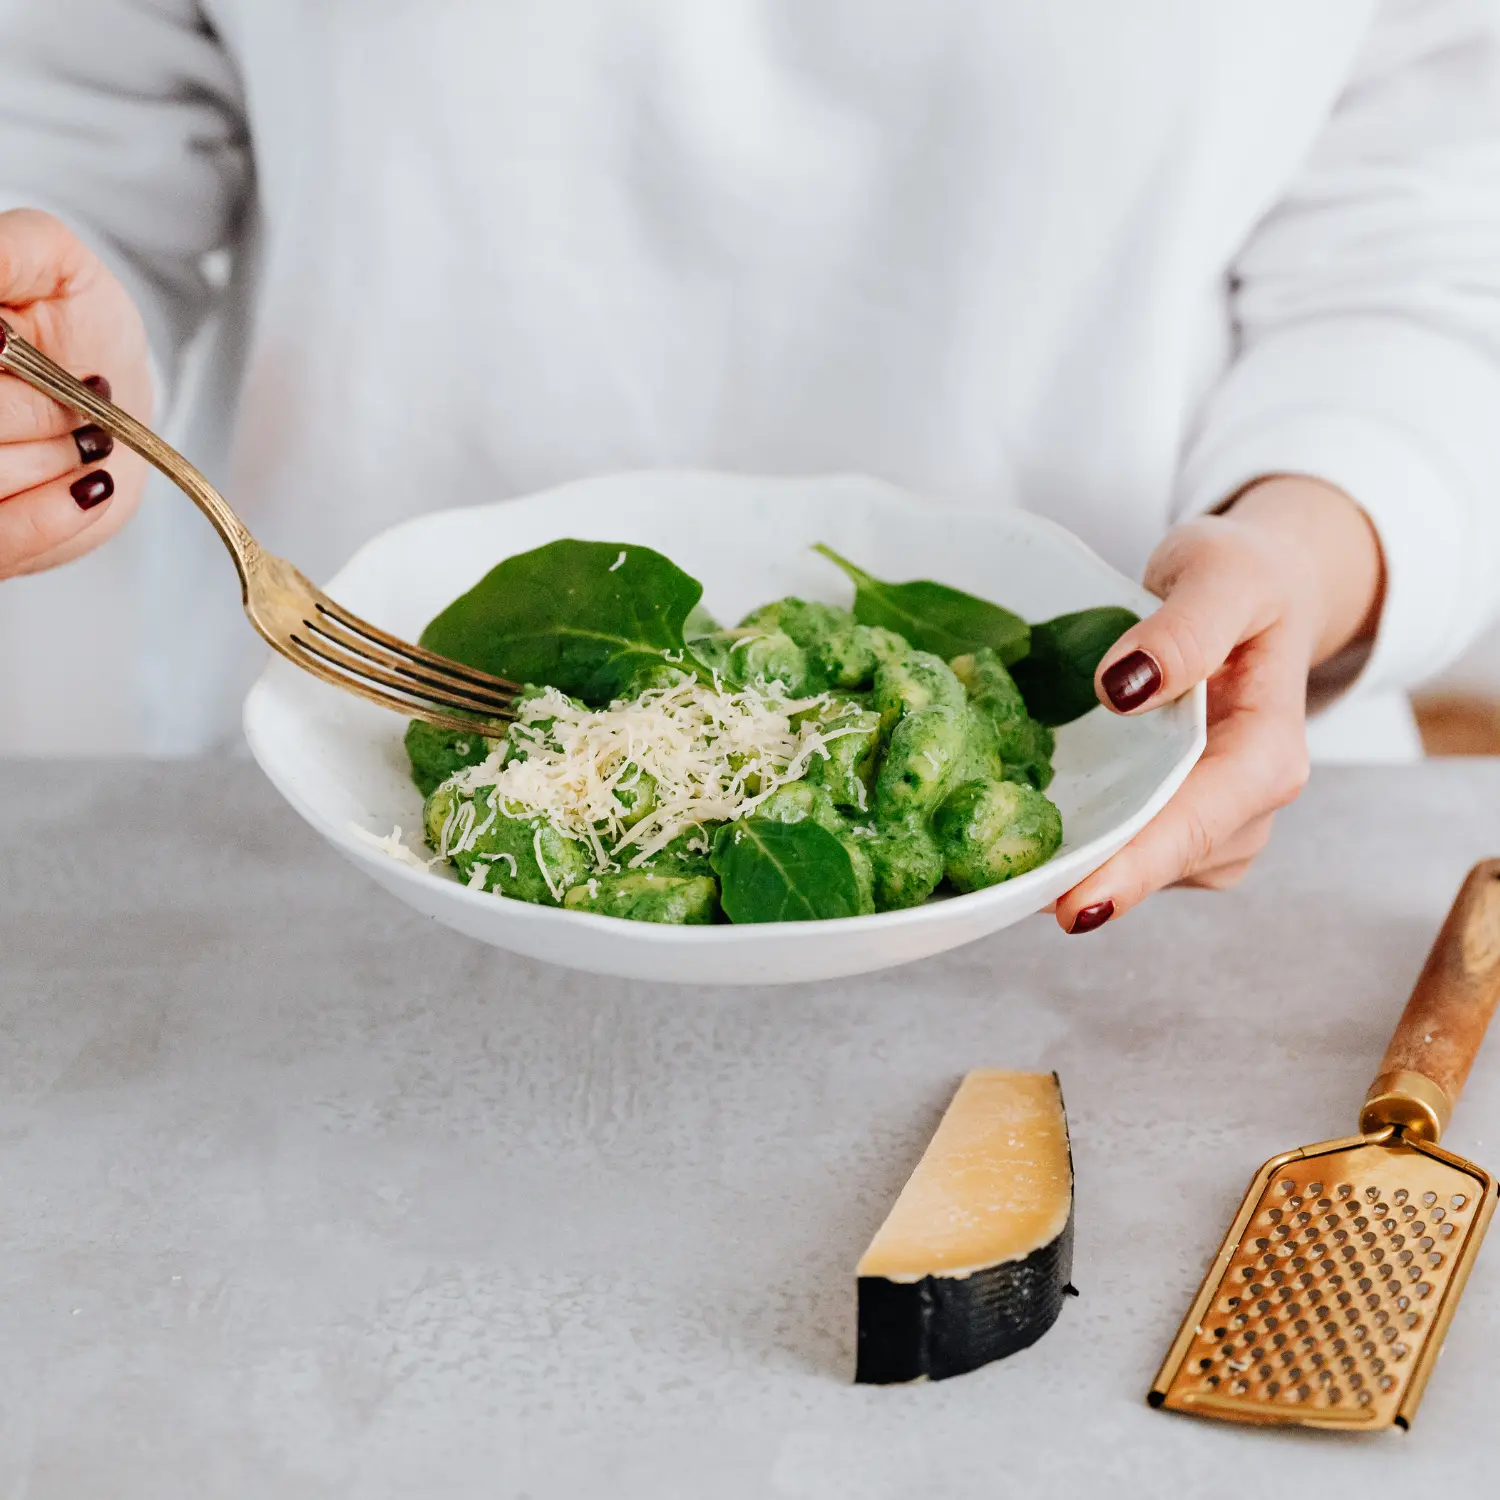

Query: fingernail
72,425,114,463
1102,650,1162,713
71,470,114,510
82,374,112,401
1069,899,1115,935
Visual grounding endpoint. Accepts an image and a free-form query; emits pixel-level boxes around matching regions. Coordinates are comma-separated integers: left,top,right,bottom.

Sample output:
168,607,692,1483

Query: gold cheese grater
1150,859,1500,1431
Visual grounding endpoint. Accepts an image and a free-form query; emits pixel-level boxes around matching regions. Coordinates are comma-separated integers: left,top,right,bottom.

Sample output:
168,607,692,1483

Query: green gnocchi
401,539,1121,925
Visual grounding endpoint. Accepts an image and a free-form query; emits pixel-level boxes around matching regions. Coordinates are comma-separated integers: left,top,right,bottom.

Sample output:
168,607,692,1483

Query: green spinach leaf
812,544,1030,665
710,818,864,923
1009,606,1140,726
420,539,704,705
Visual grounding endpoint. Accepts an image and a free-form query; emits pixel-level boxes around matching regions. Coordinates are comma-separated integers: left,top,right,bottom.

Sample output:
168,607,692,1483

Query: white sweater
3,0,1500,755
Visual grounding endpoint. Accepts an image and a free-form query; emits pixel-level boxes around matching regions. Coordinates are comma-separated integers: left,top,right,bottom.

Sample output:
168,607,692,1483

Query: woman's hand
1055,475,1385,933
0,208,152,580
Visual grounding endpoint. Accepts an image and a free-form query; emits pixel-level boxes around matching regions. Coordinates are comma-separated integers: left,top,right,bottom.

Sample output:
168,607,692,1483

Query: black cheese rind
856,1208,1074,1383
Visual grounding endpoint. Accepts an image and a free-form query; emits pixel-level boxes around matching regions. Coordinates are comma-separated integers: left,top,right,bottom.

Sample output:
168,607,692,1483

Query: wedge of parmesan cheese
856,1070,1075,1383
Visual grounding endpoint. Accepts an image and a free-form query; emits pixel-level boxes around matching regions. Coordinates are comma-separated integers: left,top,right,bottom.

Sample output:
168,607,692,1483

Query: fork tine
292,628,516,723
278,639,513,734
314,597,521,693
302,614,519,716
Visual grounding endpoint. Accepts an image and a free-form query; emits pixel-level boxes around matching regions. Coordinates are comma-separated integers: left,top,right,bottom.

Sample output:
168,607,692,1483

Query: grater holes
1365,1187,1381,1203
1353,1216,1369,1231
1337,1184,1354,1199
1373,1202,1389,1217
1391,1233,1406,1249
1440,1222,1455,1239
1404,1312,1421,1330
1412,1221,1427,1235
1423,1192,1437,1206
1431,1206,1446,1222
1402,1204,1417,1220
1452,1193,1467,1209
1418,1236,1434,1252
1307,1182,1324,1195
1394,1188,1409,1205
1429,1252,1444,1268
1392,1342,1410,1361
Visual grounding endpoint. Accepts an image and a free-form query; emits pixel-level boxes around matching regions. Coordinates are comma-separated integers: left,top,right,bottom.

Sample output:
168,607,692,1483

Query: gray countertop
3,760,1499,1498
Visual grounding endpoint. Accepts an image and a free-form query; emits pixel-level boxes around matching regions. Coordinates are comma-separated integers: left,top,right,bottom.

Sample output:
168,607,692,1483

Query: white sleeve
1175,0,1500,697
0,0,251,395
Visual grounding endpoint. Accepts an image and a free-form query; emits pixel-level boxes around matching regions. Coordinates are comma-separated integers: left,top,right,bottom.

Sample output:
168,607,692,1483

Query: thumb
1094,528,1275,714
0,208,91,308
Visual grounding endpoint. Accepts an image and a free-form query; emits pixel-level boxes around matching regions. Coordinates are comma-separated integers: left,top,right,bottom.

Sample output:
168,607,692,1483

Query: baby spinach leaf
1009,606,1140,726
812,543,1030,665
710,818,864,923
420,539,704,705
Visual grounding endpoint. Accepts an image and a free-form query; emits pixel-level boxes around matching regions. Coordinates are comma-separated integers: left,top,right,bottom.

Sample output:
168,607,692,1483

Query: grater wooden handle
1360,859,1500,1143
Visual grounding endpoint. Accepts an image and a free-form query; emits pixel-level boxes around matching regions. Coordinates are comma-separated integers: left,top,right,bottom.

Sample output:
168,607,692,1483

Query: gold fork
0,319,518,732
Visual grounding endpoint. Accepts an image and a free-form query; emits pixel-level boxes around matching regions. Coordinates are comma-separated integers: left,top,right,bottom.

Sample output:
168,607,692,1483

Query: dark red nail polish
1101,650,1162,713
82,374,112,401
71,470,114,510
72,425,113,463
1070,899,1115,934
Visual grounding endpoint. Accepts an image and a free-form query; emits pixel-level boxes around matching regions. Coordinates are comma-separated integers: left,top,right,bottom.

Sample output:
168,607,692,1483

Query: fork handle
1360,859,1500,1143
0,318,260,590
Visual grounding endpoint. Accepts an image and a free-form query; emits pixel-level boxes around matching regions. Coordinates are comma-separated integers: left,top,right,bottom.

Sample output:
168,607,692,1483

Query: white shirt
3,0,1499,757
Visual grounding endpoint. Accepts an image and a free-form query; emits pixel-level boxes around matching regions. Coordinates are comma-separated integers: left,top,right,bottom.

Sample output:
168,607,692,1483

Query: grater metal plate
1153,1132,1496,1430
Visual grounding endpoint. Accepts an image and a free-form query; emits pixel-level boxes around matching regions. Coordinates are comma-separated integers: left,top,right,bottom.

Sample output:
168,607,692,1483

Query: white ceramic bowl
244,472,1205,984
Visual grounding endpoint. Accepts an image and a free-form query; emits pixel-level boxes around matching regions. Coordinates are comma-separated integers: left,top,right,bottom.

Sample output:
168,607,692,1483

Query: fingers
0,330,106,443
0,211,114,441
0,466,120,579
1174,812,1274,890
0,209,93,306
1095,523,1282,714
1057,627,1309,932
0,423,114,496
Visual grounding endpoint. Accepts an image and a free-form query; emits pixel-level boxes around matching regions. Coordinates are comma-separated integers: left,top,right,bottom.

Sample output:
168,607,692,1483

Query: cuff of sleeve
1174,316,1500,703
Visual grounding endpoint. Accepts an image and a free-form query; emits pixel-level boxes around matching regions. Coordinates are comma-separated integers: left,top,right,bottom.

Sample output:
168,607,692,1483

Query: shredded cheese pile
441,678,862,873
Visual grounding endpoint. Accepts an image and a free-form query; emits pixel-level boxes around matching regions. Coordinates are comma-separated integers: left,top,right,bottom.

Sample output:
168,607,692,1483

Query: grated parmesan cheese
350,823,441,872
443,678,863,874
